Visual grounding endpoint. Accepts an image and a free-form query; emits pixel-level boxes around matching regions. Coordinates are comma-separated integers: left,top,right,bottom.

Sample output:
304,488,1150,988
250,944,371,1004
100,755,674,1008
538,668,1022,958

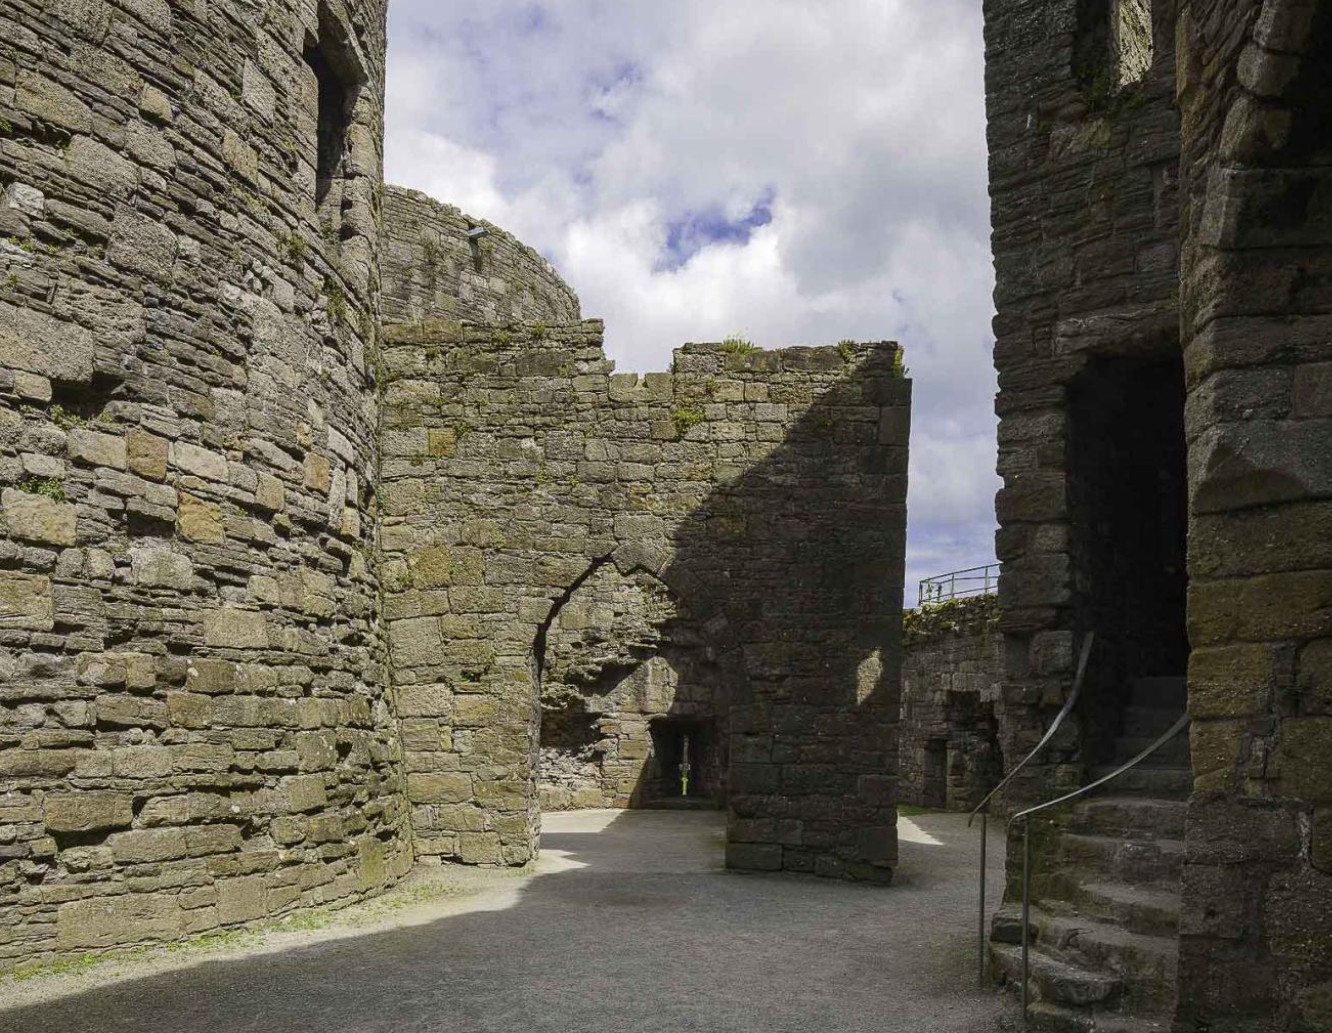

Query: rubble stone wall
900,601,1003,811
987,0,1332,1028
0,0,413,971
378,321,910,880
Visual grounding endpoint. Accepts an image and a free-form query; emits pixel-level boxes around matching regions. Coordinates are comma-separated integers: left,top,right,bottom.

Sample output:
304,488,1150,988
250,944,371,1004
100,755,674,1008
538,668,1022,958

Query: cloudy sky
383,1,999,601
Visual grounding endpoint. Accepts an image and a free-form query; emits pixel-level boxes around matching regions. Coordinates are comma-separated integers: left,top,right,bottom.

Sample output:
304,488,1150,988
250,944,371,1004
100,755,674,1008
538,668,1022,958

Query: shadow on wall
534,559,728,811
655,345,909,879
526,345,911,876
379,327,910,880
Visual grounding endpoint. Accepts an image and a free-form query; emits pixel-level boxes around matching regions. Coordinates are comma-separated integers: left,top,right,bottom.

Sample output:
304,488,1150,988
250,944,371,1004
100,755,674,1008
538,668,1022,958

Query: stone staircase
989,677,1190,1031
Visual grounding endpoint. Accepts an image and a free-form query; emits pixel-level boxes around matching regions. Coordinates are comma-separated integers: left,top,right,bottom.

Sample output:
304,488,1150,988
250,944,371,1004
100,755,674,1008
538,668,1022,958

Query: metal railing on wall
966,632,1095,990
918,563,1000,607
1008,711,1190,1026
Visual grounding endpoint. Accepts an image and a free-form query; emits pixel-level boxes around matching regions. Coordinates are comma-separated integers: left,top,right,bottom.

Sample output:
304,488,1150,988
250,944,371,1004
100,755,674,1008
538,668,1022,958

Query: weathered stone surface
68,428,127,470
2,487,76,545
43,792,132,834
380,319,909,877
202,609,269,649
126,430,169,480
0,573,54,630
899,596,1001,810
178,492,225,543
984,2,1332,1029
130,547,194,589
0,0,410,974
0,304,95,383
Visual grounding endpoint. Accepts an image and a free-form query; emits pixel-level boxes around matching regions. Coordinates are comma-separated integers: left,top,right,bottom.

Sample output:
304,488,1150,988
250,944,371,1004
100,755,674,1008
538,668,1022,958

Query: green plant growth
720,334,759,355
47,404,86,430
17,476,66,501
284,234,308,262
322,277,348,325
672,403,707,437
837,339,858,362
892,348,909,379
5,272,17,289
902,594,997,645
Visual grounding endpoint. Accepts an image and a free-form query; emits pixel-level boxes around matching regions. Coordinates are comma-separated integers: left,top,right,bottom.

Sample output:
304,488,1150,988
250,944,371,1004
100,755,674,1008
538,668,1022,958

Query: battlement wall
379,322,911,879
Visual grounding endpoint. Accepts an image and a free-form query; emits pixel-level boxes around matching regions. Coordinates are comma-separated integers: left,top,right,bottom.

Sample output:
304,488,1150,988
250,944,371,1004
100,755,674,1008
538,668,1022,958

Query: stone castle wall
985,0,1183,803
899,600,1003,811
0,0,916,973
377,322,910,879
1175,3,1332,1029
0,0,414,969
380,187,580,328
987,1,1332,1029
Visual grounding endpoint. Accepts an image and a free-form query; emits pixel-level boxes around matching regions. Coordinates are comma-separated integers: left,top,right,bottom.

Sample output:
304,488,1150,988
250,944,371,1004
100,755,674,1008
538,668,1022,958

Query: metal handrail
1009,712,1191,1027
967,631,1095,987
918,563,1001,606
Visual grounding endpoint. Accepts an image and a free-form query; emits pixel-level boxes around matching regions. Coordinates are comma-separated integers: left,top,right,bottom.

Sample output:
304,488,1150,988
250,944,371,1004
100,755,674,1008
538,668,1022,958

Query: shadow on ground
0,810,1006,1033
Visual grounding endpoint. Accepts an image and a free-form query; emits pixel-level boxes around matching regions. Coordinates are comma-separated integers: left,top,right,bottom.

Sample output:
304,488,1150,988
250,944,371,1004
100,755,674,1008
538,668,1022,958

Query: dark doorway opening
647,719,719,806
922,738,948,810
1069,354,1188,764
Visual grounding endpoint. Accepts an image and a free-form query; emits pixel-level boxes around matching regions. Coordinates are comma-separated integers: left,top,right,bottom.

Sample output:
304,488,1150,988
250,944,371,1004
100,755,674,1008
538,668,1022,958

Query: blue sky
383,1,999,600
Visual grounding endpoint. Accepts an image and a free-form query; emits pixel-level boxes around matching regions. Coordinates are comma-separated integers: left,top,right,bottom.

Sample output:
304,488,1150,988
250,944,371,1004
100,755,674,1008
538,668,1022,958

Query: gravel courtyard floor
0,809,1010,1033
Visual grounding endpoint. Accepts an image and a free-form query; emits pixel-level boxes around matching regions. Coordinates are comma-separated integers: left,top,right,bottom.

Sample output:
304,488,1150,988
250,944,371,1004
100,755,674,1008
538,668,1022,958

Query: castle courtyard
0,810,1006,1033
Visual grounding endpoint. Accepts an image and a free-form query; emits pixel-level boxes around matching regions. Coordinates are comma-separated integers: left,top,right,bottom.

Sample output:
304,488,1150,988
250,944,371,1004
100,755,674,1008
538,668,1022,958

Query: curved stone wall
380,186,581,327
0,0,410,968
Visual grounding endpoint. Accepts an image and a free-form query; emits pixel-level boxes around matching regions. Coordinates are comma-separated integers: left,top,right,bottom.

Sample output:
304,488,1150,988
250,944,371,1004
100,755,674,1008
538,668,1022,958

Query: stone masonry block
203,609,270,649
43,792,133,834
2,487,77,546
67,428,127,469
0,573,54,630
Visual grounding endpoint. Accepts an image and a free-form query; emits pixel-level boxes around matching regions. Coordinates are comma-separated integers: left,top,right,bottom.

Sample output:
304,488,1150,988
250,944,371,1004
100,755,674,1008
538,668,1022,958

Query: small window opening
648,719,718,804
1074,0,1153,101
1112,0,1152,87
303,6,364,235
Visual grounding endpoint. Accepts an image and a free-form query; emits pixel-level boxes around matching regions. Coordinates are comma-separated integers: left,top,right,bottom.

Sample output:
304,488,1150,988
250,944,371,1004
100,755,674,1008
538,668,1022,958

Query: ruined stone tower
0,0,912,970
984,1,1332,1030
0,0,417,959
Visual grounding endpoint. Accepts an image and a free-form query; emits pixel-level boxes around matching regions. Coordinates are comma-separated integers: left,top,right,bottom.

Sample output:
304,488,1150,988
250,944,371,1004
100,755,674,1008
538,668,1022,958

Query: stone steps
1045,882,1181,938
991,907,1178,1013
1087,765,1192,798
1053,833,1185,885
1021,1000,1174,1032
1112,733,1191,768
990,685,1189,1028
1033,911,1178,1012
1066,796,1187,839
991,942,1122,1009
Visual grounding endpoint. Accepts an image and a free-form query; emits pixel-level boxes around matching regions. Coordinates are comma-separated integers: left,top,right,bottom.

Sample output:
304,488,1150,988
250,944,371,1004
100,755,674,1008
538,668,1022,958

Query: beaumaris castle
0,1,1327,1031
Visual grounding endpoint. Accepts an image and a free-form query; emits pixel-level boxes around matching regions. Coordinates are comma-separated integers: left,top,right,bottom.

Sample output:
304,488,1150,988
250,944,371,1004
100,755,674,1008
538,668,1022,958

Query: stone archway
533,547,730,812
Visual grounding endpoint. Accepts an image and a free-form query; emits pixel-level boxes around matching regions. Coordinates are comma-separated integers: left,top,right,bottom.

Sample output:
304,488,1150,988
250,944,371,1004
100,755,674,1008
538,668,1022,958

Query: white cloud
383,0,1000,596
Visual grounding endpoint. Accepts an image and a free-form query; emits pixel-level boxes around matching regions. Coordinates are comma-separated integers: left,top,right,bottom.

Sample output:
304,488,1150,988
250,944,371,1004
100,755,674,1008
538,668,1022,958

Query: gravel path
0,809,1009,1033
